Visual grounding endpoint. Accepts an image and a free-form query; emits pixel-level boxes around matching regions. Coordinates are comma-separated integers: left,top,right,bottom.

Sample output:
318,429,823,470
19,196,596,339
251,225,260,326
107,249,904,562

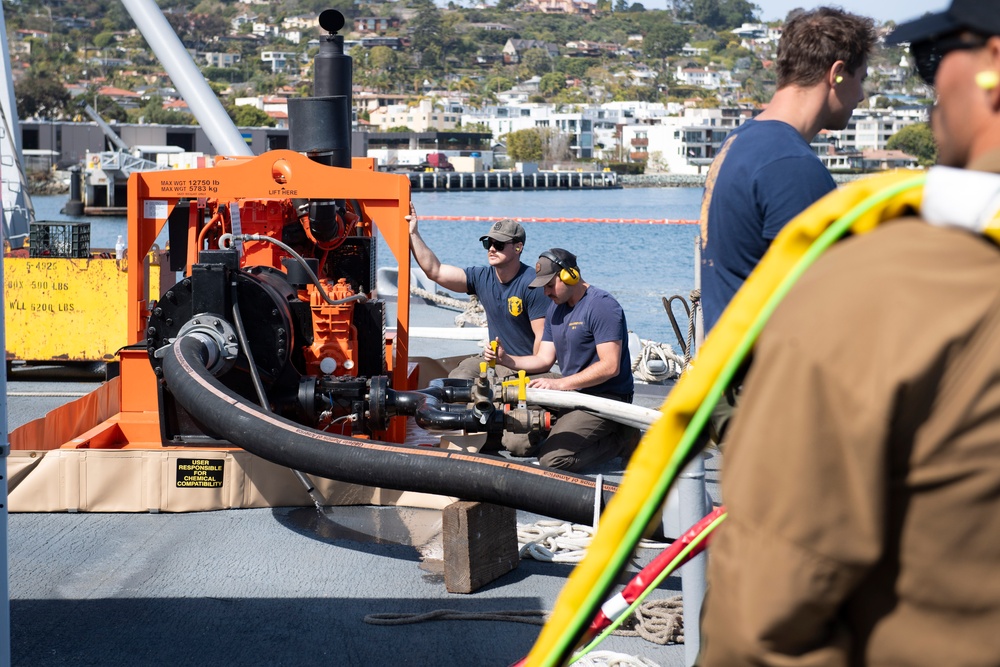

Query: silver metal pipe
523,388,660,431
679,454,708,666
120,0,252,157
674,235,709,665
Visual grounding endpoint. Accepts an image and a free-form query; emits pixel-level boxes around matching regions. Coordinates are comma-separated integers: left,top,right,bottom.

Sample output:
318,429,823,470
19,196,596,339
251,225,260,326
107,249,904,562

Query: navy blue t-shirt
542,286,633,397
700,120,836,331
466,263,549,356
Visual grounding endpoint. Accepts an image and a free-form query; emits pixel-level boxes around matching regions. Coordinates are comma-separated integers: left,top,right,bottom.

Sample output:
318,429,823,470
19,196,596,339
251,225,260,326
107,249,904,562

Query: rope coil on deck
572,651,665,667
630,339,684,384
517,521,668,563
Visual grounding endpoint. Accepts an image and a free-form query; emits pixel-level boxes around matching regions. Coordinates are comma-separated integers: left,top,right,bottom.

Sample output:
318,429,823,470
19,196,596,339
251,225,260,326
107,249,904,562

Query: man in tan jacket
700,1,1000,664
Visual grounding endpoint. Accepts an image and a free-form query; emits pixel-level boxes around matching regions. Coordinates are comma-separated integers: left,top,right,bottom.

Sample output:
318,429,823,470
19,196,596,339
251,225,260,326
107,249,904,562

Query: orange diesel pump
133,151,415,443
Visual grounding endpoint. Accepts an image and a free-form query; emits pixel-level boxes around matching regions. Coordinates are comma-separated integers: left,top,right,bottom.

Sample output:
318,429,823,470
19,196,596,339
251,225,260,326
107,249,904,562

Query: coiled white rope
517,520,668,563
571,650,663,667
631,338,684,383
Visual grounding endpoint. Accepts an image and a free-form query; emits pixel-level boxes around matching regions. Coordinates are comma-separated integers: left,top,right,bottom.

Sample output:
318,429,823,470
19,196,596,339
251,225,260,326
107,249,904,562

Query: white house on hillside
369,99,461,132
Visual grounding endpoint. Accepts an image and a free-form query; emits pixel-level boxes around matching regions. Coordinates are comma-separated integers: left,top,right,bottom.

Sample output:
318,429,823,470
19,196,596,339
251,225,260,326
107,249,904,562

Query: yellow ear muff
976,71,1000,90
541,250,581,285
559,266,580,285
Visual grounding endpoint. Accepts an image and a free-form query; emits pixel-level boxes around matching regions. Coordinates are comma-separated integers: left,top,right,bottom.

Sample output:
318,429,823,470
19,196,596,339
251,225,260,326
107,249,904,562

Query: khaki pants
537,394,641,473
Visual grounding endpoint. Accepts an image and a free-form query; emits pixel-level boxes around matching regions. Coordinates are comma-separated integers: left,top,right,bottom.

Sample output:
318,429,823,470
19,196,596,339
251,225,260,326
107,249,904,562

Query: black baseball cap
529,248,577,288
886,0,1000,45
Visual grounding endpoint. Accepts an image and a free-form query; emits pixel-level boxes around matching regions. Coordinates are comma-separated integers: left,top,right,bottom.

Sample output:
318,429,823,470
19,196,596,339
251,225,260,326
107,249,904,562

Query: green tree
886,122,938,166
505,128,544,162
689,0,758,31
484,75,514,95
556,58,592,79
232,104,275,127
369,46,398,72
93,31,116,49
409,1,445,53
539,72,566,96
129,96,192,125
643,23,689,59
15,68,71,119
521,48,553,77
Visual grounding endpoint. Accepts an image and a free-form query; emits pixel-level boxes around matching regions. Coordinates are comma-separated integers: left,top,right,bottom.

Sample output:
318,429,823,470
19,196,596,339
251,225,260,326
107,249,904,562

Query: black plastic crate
29,222,91,258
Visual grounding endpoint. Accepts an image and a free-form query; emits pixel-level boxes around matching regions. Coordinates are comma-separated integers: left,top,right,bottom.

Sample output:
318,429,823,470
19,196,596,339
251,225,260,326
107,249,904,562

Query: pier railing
407,170,620,191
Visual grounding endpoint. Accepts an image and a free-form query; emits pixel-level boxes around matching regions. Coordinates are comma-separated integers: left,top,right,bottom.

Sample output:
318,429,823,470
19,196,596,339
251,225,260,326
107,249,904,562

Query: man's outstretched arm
406,202,468,293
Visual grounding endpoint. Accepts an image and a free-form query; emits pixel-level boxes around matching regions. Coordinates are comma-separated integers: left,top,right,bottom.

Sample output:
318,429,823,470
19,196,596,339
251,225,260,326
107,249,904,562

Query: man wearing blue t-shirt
486,248,640,472
408,205,551,453
700,7,876,333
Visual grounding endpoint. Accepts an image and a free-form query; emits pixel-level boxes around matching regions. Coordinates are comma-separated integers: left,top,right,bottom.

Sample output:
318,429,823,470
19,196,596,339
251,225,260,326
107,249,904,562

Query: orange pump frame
113,149,417,446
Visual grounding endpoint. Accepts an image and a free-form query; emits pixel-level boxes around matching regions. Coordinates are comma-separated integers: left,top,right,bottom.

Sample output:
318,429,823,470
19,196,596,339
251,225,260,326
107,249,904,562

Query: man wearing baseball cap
485,248,640,472
698,2,1000,664
407,204,550,452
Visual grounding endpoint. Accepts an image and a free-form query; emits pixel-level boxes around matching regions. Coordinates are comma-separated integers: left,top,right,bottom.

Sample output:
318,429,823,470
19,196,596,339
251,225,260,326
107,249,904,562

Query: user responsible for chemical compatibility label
176,458,225,488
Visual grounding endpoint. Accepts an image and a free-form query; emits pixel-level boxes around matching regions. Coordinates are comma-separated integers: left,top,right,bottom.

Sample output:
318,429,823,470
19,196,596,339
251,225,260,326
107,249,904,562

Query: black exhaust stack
287,9,352,242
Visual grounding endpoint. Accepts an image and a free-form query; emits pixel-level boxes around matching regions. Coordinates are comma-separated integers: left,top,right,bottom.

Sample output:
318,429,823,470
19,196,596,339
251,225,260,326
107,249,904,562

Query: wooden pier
407,170,619,191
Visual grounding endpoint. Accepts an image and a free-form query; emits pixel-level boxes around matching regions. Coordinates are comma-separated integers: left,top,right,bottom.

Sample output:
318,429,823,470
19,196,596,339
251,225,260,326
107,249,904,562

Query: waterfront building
621,107,756,175
825,106,929,153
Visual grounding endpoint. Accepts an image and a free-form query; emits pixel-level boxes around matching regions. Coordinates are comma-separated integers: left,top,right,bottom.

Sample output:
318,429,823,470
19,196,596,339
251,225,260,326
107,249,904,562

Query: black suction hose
391,386,492,432
163,336,658,534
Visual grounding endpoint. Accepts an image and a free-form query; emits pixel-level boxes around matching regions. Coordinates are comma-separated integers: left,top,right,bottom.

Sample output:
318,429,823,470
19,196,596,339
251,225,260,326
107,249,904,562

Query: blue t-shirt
542,286,633,397
465,263,549,356
700,120,836,331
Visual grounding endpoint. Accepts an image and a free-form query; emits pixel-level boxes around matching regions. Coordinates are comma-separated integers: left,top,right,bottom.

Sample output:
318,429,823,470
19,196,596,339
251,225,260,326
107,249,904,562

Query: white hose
524,388,661,430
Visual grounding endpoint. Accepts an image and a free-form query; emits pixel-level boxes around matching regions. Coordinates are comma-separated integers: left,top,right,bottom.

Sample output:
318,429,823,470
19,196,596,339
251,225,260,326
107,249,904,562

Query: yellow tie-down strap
526,170,927,666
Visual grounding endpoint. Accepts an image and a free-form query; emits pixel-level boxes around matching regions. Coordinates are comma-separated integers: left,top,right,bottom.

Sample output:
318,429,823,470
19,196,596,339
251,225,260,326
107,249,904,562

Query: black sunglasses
482,238,509,251
911,33,988,86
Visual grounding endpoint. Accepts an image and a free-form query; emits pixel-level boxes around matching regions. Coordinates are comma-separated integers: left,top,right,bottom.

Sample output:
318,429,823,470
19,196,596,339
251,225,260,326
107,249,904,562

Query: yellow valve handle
488,339,498,368
502,370,530,403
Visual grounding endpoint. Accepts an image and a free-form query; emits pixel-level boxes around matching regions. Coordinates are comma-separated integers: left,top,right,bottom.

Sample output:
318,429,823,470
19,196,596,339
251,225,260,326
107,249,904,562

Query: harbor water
31,187,704,344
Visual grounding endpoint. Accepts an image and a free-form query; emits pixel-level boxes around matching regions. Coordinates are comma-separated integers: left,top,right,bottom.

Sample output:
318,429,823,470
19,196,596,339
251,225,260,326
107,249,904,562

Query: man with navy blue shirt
700,7,876,332
408,205,550,453
486,248,640,471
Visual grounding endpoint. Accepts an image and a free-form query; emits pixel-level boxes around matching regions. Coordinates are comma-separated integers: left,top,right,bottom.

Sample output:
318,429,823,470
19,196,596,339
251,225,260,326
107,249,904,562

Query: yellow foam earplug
976,71,1000,90
835,75,844,83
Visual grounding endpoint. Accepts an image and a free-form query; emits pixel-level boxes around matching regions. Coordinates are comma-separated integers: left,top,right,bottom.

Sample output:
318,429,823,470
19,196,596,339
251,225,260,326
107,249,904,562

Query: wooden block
443,501,519,593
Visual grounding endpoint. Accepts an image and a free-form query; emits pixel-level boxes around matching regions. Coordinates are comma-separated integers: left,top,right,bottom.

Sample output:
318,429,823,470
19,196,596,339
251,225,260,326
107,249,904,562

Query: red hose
508,505,726,667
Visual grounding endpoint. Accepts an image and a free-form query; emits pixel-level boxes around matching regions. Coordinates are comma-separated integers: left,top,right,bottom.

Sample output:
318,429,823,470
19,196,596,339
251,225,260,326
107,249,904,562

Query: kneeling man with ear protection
484,248,640,471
